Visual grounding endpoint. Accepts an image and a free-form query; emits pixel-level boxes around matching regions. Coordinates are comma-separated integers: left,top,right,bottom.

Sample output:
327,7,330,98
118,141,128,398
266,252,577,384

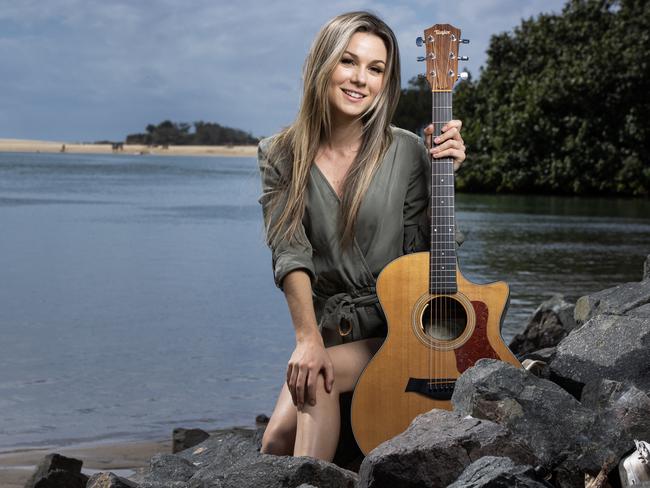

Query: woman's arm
283,270,335,410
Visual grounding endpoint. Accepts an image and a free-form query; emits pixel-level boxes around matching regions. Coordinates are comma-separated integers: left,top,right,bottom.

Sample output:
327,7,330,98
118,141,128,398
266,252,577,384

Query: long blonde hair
265,11,401,250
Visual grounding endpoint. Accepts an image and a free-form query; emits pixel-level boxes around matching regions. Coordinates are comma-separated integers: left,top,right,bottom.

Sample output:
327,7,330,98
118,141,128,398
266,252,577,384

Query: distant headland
0,120,260,158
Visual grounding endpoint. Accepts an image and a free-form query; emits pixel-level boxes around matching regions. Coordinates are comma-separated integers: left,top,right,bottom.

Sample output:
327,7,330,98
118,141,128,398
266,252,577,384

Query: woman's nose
351,66,366,85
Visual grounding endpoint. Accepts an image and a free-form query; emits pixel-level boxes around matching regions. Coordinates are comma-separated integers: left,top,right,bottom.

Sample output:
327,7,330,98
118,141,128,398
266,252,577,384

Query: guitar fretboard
430,90,457,294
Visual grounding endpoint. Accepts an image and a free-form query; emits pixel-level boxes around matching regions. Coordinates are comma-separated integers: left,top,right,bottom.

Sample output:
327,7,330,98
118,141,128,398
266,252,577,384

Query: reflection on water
456,193,650,335
0,151,648,451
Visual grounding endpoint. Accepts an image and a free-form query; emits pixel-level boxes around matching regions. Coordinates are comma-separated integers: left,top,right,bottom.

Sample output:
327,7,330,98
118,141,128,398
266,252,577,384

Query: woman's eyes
340,58,384,73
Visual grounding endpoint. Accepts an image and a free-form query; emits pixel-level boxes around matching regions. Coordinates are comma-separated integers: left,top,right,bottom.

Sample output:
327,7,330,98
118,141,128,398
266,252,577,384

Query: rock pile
26,255,650,487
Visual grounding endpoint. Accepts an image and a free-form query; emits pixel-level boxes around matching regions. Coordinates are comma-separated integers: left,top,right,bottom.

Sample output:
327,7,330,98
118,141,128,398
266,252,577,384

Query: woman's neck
324,116,363,156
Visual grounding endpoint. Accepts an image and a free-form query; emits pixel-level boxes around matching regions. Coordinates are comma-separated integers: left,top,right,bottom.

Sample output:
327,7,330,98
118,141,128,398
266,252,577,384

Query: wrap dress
257,126,464,347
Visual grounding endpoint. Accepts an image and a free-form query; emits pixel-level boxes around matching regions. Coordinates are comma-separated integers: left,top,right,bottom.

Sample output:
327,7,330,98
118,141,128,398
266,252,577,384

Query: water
0,152,648,452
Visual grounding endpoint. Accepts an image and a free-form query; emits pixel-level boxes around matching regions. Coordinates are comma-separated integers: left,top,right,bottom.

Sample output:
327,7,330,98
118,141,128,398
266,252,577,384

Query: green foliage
396,0,650,196
126,120,258,146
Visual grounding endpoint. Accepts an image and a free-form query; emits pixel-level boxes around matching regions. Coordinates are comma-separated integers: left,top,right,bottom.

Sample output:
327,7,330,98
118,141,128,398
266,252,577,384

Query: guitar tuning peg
460,39,470,44
416,36,424,47
459,56,469,61
417,56,426,62
458,72,469,80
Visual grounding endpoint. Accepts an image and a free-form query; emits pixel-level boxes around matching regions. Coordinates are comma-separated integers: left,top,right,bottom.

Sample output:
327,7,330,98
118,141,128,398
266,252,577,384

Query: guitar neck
429,90,457,295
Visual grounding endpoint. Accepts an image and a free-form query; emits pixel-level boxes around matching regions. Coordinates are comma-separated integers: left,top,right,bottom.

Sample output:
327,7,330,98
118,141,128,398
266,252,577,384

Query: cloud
0,0,566,141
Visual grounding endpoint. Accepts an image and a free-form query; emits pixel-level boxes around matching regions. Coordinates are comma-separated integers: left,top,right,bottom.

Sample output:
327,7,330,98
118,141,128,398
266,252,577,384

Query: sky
0,0,567,142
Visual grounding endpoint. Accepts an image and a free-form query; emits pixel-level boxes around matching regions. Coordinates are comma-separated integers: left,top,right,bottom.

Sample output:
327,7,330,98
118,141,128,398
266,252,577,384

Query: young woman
257,11,466,461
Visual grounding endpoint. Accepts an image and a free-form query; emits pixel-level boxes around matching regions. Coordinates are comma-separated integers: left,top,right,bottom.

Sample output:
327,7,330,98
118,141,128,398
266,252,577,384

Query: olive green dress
257,126,463,347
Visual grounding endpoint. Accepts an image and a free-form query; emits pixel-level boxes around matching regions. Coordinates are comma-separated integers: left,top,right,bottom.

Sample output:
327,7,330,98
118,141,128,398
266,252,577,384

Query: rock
141,453,197,483
574,279,650,324
357,409,536,488
452,358,593,468
644,254,650,281
549,314,650,396
255,414,270,424
87,471,139,487
25,453,88,488
138,482,189,488
187,454,357,488
175,427,263,471
579,380,650,472
521,347,556,363
510,295,577,356
447,456,552,488
172,428,210,454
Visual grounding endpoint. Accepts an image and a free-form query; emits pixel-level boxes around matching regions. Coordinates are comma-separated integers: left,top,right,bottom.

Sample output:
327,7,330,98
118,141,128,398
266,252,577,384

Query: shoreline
0,429,229,488
0,138,257,158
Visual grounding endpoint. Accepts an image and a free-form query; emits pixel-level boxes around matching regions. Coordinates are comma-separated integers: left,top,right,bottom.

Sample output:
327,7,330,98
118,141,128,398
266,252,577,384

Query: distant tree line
126,120,259,146
394,0,649,196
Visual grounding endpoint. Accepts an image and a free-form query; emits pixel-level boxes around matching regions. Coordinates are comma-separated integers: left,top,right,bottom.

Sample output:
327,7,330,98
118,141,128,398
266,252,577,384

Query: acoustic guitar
350,23,521,455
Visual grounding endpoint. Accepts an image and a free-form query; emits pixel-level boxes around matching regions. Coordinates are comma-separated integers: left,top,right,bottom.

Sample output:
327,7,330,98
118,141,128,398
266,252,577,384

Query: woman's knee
261,425,291,455
260,417,296,455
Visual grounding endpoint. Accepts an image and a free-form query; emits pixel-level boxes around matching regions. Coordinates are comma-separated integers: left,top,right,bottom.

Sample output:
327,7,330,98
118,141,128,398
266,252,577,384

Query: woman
257,11,466,461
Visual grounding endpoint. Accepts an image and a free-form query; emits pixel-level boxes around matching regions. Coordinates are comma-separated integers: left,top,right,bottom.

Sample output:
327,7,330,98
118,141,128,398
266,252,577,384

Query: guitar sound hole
421,297,468,341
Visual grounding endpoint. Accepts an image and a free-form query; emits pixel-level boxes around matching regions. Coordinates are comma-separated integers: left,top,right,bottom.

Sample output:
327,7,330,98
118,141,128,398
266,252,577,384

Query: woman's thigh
327,337,384,394
264,337,384,436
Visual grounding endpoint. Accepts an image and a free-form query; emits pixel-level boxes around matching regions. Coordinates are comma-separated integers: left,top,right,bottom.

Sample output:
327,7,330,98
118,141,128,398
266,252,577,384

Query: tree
394,0,650,196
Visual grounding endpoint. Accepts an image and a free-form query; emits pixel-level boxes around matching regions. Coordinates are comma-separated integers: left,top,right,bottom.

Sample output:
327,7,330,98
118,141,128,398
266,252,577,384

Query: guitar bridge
405,377,456,400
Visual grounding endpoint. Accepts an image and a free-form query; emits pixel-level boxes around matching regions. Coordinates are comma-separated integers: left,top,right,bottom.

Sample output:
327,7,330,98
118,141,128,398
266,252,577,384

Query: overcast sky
0,0,566,142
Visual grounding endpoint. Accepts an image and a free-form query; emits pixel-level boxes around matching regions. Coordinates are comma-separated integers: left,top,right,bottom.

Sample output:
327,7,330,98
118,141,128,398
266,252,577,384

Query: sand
0,138,257,157
0,433,200,487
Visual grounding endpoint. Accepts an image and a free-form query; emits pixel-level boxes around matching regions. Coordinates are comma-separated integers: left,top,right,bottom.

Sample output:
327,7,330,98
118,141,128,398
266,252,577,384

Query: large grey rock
549,314,650,395
138,483,189,488
128,427,262,486
26,453,88,488
357,409,536,488
141,453,198,483
187,454,357,488
87,471,139,487
644,254,650,280
574,279,650,324
172,428,210,454
579,380,650,472
510,295,577,356
447,456,552,488
175,427,262,471
452,359,593,468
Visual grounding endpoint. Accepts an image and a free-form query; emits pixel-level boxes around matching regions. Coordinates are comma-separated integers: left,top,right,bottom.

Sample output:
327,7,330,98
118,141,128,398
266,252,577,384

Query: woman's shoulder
390,125,423,144
257,134,279,159
389,126,427,158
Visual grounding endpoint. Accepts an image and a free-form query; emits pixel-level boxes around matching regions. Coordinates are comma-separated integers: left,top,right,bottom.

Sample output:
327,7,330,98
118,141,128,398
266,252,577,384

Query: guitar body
351,252,521,454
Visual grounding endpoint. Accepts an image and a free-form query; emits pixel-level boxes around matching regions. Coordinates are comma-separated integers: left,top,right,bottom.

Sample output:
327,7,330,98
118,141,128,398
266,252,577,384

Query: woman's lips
342,88,366,102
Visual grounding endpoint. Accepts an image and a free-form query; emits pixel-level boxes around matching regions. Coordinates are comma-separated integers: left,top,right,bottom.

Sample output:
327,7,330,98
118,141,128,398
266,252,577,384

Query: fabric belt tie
319,290,379,343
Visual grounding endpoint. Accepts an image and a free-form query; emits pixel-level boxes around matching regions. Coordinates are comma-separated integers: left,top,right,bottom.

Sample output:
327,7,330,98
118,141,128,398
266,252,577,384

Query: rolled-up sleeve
403,137,463,254
257,139,316,290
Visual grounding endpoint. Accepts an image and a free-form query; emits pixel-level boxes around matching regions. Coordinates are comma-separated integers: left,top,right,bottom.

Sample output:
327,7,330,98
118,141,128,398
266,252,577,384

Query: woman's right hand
287,334,335,410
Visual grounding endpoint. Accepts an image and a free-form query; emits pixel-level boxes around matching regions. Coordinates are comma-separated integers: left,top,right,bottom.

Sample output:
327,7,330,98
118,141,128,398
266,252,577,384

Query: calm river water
0,151,648,451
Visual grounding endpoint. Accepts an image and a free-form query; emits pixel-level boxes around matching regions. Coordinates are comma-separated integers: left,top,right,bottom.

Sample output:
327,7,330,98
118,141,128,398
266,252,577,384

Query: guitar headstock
416,24,468,92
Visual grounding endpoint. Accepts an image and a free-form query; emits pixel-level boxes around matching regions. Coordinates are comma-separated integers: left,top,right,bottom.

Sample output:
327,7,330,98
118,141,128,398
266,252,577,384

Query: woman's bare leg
260,383,297,455
293,337,383,460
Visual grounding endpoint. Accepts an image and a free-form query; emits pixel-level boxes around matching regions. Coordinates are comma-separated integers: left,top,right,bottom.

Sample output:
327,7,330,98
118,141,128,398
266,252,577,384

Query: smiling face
328,31,388,125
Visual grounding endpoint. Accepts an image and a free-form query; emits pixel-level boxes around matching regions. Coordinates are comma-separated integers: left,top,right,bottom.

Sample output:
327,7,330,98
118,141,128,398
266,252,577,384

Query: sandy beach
0,139,257,157
0,431,223,487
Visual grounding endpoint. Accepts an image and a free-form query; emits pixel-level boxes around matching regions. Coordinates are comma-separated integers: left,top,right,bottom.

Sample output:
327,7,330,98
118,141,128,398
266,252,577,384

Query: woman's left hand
423,119,465,172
